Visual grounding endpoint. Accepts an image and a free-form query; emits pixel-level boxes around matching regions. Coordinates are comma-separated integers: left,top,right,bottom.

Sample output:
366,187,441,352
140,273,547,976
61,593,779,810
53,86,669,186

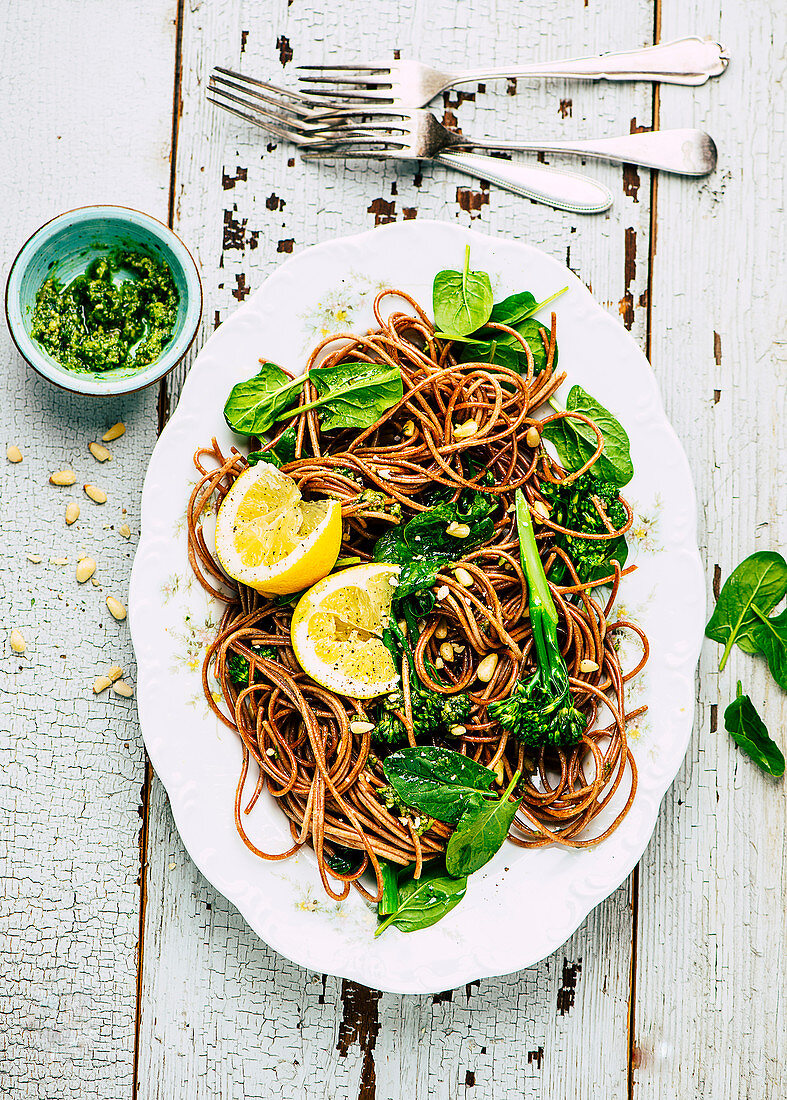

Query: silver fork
297,37,729,107
295,109,717,177
208,70,615,214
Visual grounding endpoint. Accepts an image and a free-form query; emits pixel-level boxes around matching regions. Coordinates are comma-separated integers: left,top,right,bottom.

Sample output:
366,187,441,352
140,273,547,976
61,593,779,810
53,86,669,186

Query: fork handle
436,152,612,214
449,37,728,88
452,129,717,177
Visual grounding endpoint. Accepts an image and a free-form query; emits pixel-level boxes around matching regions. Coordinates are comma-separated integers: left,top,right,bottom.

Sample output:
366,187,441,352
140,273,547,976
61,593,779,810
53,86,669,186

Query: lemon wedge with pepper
215,463,342,596
290,563,401,698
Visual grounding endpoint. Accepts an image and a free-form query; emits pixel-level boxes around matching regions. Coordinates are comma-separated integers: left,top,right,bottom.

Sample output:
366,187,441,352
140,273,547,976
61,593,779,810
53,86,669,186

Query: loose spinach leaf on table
541,384,633,488
277,360,403,431
373,489,495,599
751,606,787,690
705,552,787,670
224,361,302,436
374,863,468,937
445,771,522,877
383,746,497,825
723,681,785,777
433,245,493,337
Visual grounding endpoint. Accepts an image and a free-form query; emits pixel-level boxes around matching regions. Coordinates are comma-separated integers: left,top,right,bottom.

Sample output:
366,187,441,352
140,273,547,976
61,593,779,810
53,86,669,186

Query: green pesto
30,250,179,373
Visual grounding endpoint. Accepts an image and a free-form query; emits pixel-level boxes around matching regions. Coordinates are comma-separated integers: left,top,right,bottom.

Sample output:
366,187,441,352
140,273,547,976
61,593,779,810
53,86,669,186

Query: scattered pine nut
491,761,505,784
76,557,97,583
84,484,107,504
454,567,473,587
51,557,69,566
26,554,42,564
434,657,445,669
450,523,471,539
579,659,599,674
453,419,478,440
65,502,80,525
6,445,23,463
93,675,112,694
10,629,26,654
88,442,112,462
102,422,125,442
107,665,124,683
350,720,375,735
525,426,541,449
402,420,415,437
118,523,131,539
532,501,550,523
476,653,499,683
106,596,127,621
113,680,134,698
50,469,76,486
436,585,449,600
434,619,448,640
397,619,408,636
439,641,454,662
449,724,466,737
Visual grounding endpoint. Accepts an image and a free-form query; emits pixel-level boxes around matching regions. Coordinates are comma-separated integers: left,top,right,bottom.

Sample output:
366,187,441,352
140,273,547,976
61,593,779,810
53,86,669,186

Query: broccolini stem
378,861,400,916
514,489,562,676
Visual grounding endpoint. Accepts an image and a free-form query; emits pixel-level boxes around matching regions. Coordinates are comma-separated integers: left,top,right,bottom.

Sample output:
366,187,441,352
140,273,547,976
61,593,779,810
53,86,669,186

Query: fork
209,70,615,214
297,37,729,107
293,109,717,177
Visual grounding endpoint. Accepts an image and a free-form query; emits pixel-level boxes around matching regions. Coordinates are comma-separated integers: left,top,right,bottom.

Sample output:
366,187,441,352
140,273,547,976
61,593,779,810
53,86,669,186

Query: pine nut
445,521,458,535
76,557,97,583
525,426,541,448
434,620,448,640
532,501,550,523
491,761,505,784
84,484,107,504
26,554,42,564
118,523,131,539
439,642,454,662
107,665,124,683
265,747,276,757
454,567,473,587
93,675,112,694
450,523,471,538
88,442,112,462
436,585,449,600
6,445,22,463
10,629,26,654
65,502,80,525
397,619,408,636
434,657,444,669
350,720,375,735
453,419,478,440
102,422,125,442
476,653,499,683
449,724,466,737
113,680,134,698
106,596,127,621
50,469,76,486
402,420,415,437
579,659,599,674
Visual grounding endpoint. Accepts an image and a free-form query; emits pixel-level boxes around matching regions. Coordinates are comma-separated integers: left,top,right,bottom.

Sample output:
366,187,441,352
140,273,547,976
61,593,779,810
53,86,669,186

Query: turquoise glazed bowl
5,205,202,396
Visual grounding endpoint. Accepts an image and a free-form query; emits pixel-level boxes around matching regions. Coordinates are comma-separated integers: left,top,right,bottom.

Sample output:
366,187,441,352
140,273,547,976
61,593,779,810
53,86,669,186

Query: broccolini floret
370,685,471,748
226,644,278,686
539,473,628,584
488,491,585,749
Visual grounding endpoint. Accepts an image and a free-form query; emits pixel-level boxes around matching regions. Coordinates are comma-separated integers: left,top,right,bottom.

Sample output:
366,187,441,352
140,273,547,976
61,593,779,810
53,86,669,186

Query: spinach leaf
277,360,403,432
751,606,787,690
383,746,497,825
723,682,785,777
705,552,787,669
453,318,555,375
324,846,364,877
456,338,524,374
433,245,493,337
373,490,495,599
224,361,303,436
488,285,567,327
247,424,298,468
445,771,522,876
542,385,633,488
374,863,468,937
378,860,401,916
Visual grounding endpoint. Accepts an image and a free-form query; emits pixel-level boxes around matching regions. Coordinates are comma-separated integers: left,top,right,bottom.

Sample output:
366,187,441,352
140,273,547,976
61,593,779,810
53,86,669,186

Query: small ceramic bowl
5,205,203,396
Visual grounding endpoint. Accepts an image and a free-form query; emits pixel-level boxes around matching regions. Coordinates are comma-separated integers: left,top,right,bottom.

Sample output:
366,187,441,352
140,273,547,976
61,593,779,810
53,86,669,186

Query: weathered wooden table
2,1,784,1096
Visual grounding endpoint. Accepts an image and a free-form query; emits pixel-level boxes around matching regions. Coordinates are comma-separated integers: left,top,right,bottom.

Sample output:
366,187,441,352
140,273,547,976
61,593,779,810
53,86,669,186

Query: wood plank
138,0,657,1095
0,4,175,1097
634,2,787,1098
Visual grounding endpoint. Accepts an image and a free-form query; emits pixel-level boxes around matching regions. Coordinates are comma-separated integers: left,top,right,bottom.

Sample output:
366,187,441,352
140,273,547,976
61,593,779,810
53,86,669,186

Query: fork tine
298,87,395,103
212,67,341,112
210,75,316,124
296,64,388,73
298,75,392,89
208,93,310,145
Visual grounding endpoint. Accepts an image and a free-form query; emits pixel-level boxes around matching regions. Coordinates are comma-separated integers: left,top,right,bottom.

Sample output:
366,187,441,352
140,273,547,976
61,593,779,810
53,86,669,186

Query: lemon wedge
215,463,342,596
290,563,401,699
